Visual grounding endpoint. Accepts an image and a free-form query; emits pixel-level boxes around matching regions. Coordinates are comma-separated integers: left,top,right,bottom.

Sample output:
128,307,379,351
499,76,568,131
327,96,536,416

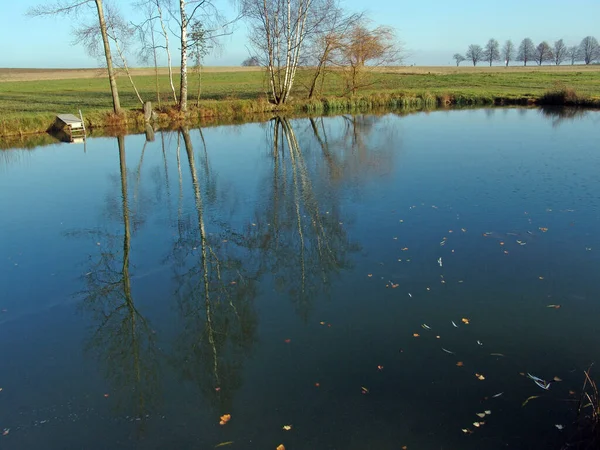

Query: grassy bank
1,65,600,137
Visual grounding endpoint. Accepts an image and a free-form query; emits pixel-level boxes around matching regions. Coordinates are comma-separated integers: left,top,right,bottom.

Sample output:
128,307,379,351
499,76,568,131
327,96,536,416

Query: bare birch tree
501,40,515,66
553,39,567,65
136,2,162,106
242,0,332,105
175,0,235,112
74,4,145,105
135,0,178,105
27,0,122,114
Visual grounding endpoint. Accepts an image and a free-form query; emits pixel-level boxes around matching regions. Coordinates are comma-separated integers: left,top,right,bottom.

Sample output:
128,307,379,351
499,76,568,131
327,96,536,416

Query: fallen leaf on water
320,321,325,325
377,365,384,370
539,227,549,232
361,386,369,394
104,393,109,398
484,410,492,415
462,428,472,434
402,247,409,251
277,445,285,450
315,382,320,387
539,276,544,280
569,390,576,396
413,333,420,338
522,395,540,407
547,304,561,309
473,422,481,428
476,413,486,418
2,429,9,436
402,446,408,450
282,425,292,431
555,424,564,430
456,361,464,367
219,414,231,425
553,376,563,382
391,283,399,288
367,274,372,278
215,387,221,392
462,318,470,325
436,335,441,339
215,442,234,448
475,373,485,381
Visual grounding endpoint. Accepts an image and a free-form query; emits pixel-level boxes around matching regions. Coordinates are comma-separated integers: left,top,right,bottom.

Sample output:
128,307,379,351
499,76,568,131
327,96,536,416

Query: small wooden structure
53,111,86,142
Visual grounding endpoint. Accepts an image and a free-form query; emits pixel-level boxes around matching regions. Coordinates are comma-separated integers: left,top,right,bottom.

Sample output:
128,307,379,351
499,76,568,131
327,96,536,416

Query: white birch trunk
179,0,188,112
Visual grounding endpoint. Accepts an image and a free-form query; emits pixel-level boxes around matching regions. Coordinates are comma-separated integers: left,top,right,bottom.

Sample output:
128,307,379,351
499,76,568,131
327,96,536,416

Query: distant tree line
453,36,600,67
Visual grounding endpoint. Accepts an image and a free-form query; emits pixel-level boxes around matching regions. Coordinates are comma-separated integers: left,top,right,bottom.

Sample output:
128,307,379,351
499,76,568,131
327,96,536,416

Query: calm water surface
1,108,600,450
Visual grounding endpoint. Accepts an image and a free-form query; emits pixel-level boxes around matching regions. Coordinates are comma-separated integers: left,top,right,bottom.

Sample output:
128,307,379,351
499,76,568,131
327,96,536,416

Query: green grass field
1,65,600,137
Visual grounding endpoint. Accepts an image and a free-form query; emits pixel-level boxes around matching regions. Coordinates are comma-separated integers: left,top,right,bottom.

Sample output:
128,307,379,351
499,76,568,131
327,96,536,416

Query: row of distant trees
454,37,600,67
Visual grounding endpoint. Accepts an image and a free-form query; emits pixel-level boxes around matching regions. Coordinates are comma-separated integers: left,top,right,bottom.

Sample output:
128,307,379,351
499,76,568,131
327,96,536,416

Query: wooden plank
56,114,83,129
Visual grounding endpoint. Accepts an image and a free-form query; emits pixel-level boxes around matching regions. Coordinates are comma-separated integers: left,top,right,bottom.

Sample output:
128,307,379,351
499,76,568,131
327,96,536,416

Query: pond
1,108,599,450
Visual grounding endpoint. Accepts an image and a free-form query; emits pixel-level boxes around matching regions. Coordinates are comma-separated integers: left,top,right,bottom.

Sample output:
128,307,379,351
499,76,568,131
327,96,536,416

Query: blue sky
1,0,599,67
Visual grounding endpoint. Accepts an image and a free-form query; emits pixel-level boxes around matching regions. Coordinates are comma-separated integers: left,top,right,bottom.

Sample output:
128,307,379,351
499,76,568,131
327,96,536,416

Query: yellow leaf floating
277,445,286,450
219,414,231,425
475,373,485,381
461,318,470,325
215,442,234,448
522,395,540,407
476,413,486,418
282,425,292,431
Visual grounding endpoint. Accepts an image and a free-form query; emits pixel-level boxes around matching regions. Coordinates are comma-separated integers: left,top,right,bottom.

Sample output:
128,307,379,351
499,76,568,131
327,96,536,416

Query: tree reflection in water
170,127,259,414
72,114,394,432
78,135,160,438
243,116,364,320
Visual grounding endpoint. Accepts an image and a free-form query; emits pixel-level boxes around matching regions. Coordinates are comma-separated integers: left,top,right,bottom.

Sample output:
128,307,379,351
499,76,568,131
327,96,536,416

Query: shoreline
1,92,599,140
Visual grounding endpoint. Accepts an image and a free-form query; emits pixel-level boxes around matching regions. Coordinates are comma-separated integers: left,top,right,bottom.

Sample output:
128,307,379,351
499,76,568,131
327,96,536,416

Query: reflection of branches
169,127,258,413
245,117,356,320
539,106,589,128
78,136,159,433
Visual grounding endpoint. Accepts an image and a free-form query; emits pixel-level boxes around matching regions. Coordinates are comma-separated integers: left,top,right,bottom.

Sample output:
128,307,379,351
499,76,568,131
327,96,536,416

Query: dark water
1,108,600,450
